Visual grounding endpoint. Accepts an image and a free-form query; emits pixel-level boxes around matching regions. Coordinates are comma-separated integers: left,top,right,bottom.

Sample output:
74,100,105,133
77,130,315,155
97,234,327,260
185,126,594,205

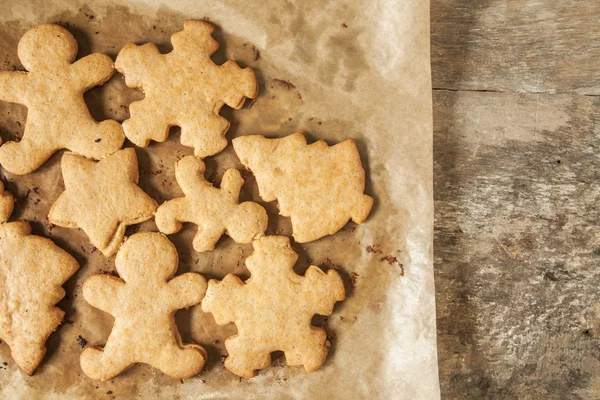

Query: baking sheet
0,0,439,398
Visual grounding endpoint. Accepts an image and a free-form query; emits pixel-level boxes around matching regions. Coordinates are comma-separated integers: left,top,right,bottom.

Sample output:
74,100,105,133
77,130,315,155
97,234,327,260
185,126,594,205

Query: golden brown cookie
115,20,257,158
233,132,373,242
48,148,157,256
0,182,79,375
155,155,267,252
0,24,124,175
80,232,207,381
202,236,345,378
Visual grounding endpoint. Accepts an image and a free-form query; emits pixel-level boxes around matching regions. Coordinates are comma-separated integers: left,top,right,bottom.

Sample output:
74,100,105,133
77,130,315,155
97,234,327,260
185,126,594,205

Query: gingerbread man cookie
48,148,157,256
202,236,345,378
155,155,267,252
0,24,124,175
115,20,257,158
0,182,79,375
80,232,207,381
233,132,373,242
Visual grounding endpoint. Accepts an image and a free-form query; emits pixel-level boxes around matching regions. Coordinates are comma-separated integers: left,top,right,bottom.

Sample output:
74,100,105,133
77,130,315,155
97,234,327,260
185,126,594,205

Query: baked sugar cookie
202,236,345,378
0,24,124,175
155,155,267,252
48,148,157,256
80,232,207,380
115,20,257,158
233,132,373,242
0,182,79,374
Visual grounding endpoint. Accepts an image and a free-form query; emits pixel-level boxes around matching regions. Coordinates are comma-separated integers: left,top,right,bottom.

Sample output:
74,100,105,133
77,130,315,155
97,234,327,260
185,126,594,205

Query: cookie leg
224,335,271,378
0,135,57,175
286,329,328,372
192,225,225,253
179,113,228,158
122,101,171,147
69,119,124,160
80,346,131,381
153,343,206,379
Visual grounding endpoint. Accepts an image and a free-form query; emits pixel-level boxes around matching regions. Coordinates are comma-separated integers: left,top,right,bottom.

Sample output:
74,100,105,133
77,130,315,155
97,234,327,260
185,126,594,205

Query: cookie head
227,202,268,244
171,20,219,55
115,232,178,283
18,24,77,71
246,236,297,275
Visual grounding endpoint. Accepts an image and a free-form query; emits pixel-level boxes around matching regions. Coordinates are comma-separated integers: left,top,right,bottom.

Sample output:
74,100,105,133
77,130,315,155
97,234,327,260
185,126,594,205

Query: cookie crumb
350,272,359,287
349,227,355,232
320,258,342,271
77,335,87,348
366,245,382,254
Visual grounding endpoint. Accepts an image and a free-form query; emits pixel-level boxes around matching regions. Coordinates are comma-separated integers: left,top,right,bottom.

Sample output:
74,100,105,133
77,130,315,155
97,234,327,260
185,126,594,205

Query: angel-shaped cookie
115,20,257,158
202,236,345,378
0,182,79,374
233,132,373,242
155,155,267,252
0,24,124,175
48,148,157,256
80,232,207,381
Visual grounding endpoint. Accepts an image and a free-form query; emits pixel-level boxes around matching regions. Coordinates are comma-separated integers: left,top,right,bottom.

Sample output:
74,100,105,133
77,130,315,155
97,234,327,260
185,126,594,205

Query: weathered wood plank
433,90,600,399
431,1,600,94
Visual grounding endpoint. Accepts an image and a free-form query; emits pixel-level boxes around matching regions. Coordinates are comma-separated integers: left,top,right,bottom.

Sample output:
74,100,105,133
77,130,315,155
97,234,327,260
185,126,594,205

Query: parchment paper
0,0,438,398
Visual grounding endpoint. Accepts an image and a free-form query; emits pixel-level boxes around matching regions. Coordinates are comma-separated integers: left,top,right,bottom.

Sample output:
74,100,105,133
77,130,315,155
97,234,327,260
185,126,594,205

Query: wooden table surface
431,1,600,399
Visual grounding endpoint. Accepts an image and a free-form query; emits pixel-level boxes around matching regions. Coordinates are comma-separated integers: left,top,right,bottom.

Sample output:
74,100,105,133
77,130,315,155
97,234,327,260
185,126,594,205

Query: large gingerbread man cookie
0,24,124,175
155,155,267,252
80,232,207,381
115,20,257,158
48,148,157,257
233,132,373,242
0,182,79,375
202,236,345,378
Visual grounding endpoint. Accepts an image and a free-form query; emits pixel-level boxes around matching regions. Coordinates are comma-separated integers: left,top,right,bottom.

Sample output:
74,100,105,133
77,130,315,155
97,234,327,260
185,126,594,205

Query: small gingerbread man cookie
233,132,373,242
155,155,267,252
115,20,257,158
202,236,345,378
48,148,157,256
0,24,124,175
80,232,207,381
0,182,79,375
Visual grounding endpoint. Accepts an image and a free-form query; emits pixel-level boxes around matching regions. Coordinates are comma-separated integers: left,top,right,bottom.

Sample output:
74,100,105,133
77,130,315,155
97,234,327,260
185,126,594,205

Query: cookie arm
71,53,115,90
166,273,207,309
0,71,27,104
115,43,160,89
82,274,125,315
201,276,243,325
302,267,346,316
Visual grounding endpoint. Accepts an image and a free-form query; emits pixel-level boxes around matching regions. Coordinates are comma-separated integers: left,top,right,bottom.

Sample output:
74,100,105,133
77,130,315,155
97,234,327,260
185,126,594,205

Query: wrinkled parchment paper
0,0,438,398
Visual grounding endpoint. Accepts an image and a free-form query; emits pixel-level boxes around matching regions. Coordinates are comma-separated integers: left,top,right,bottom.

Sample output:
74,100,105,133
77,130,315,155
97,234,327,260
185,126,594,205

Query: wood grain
431,1,600,94
433,89,600,399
